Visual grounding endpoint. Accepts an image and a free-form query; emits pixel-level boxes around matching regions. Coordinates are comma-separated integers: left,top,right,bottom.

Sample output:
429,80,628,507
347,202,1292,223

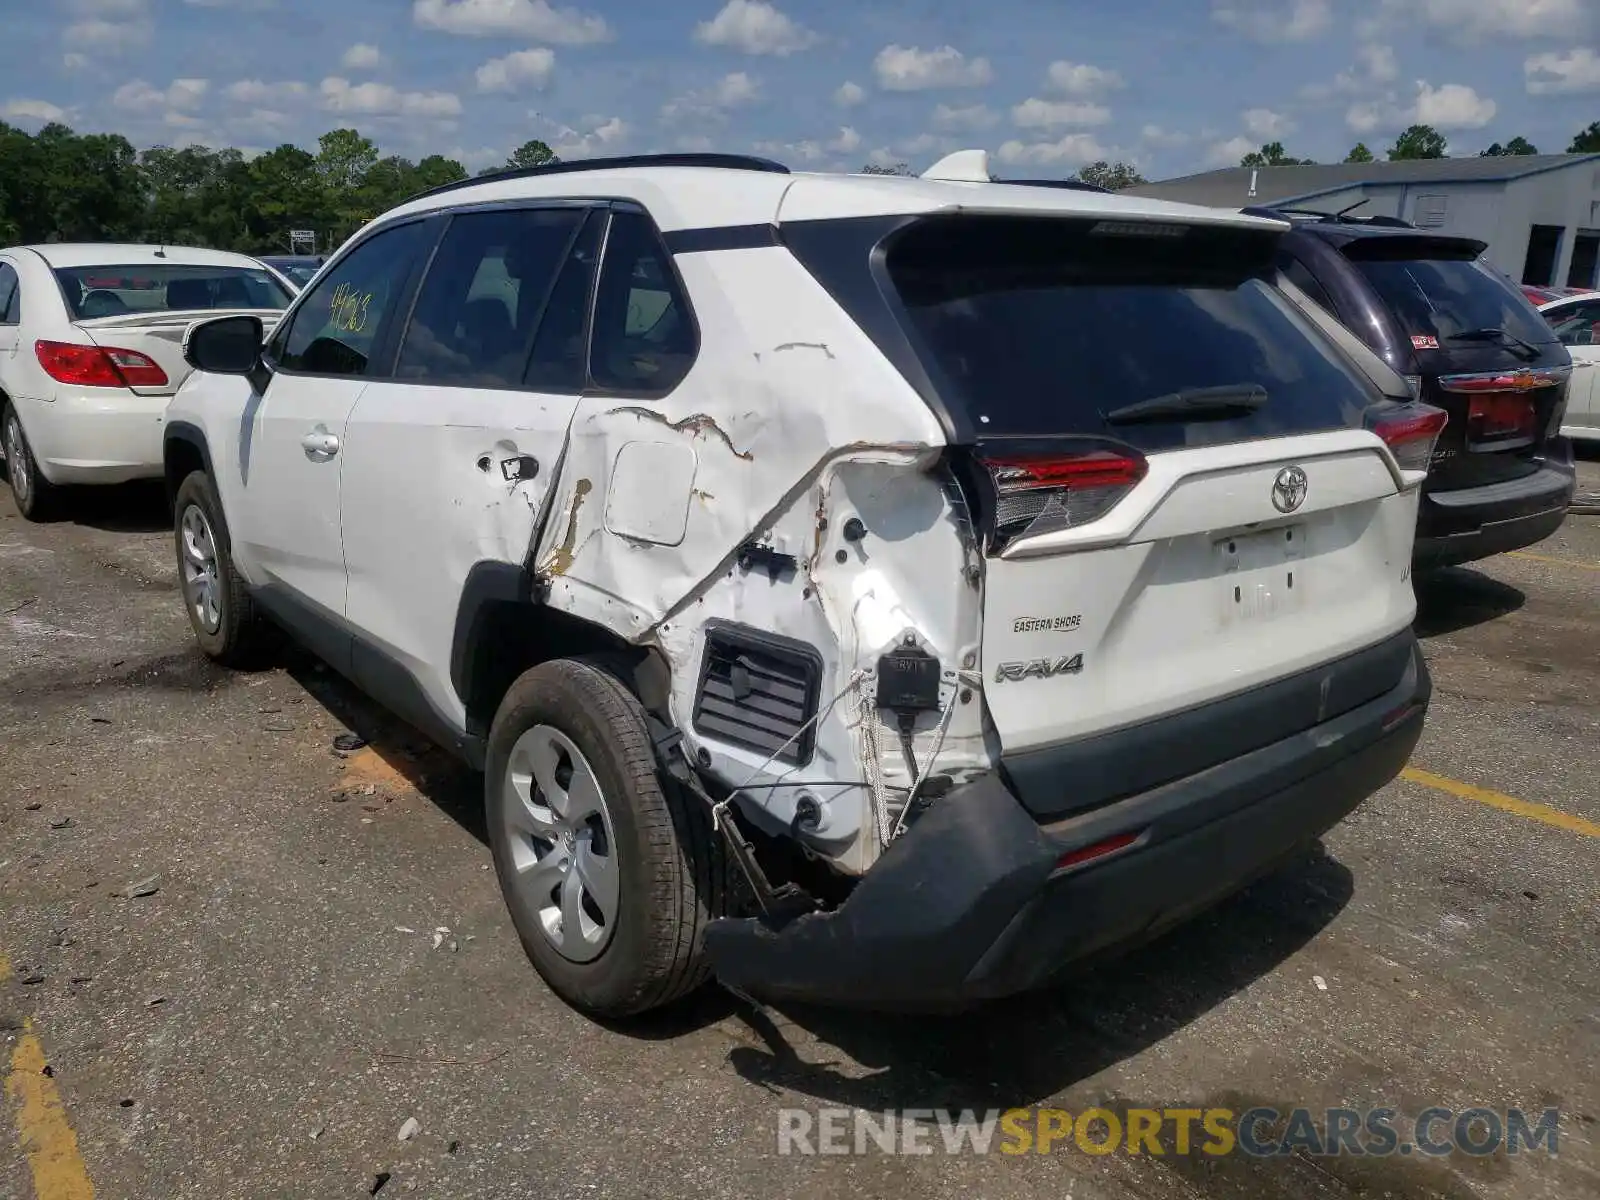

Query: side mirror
184,314,263,375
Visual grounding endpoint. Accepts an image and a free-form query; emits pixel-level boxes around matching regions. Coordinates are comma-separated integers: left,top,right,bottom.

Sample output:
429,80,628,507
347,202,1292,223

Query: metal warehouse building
1125,154,1600,292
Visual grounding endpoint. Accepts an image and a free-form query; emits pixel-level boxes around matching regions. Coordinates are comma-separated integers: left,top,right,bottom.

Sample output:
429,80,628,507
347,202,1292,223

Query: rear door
1544,297,1600,436
880,214,1419,753
234,218,436,652
338,203,601,734
1338,236,1571,490
0,260,20,364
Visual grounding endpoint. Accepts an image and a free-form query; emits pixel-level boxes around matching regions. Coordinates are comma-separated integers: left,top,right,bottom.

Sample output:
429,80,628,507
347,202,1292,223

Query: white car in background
1537,290,1600,443
0,244,292,519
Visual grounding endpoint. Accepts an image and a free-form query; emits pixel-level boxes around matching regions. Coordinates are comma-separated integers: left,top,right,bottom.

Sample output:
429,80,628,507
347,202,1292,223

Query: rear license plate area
1217,525,1304,624
1466,394,1536,450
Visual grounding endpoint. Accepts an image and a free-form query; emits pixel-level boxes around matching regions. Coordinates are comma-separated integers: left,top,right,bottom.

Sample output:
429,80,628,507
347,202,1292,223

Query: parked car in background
257,255,325,290
1538,290,1600,443
165,150,1435,1018
1258,208,1577,568
0,244,292,519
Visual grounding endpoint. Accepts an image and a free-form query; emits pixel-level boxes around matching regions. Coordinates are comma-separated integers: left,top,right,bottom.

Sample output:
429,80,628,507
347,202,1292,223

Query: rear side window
274,221,432,377
0,262,18,324
884,215,1379,449
1342,244,1557,349
589,210,697,394
395,206,586,387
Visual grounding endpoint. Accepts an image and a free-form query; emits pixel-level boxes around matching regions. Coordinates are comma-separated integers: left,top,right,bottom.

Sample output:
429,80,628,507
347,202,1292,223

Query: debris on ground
20,973,45,985
262,719,296,732
1313,975,1329,991
147,996,168,1008
369,1172,392,1196
395,926,416,934
311,1123,326,1140
333,732,368,753
49,817,74,829
116,874,161,898
397,1117,420,1142
24,801,41,811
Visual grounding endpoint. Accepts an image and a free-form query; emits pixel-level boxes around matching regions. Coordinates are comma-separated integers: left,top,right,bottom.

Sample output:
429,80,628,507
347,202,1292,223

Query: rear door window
0,262,18,324
884,215,1380,450
1341,241,1557,349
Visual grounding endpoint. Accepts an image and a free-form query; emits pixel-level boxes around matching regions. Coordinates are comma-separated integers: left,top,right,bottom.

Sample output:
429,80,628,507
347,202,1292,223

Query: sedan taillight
35,340,169,388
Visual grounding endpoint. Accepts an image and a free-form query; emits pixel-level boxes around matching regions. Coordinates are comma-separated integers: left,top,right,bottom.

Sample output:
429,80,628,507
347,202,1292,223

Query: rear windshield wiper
1444,328,1540,358
1105,384,1268,425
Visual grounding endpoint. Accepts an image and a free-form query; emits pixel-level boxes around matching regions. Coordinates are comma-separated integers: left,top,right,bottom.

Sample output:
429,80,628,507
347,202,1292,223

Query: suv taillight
977,447,1148,551
1367,403,1448,473
35,340,169,388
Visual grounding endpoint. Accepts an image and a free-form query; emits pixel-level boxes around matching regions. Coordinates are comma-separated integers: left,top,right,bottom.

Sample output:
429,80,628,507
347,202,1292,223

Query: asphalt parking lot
3,460,1598,1200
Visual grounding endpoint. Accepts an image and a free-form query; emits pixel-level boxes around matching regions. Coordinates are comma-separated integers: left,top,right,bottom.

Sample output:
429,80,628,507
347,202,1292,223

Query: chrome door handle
301,430,340,457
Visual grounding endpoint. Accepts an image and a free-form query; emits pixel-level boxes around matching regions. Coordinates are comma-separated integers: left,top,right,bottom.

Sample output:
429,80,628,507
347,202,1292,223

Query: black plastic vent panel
693,625,822,766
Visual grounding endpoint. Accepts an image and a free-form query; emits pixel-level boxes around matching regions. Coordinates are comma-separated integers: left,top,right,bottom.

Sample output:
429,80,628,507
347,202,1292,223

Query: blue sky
2,0,1599,179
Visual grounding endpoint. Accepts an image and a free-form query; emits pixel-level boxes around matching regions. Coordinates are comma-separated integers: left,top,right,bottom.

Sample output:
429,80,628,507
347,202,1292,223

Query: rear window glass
54,265,292,319
1344,251,1556,348
886,216,1379,449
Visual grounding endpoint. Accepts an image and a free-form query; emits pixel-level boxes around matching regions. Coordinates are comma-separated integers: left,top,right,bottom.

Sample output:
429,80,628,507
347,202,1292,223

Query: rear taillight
978,447,1147,551
1368,403,1448,473
34,340,168,388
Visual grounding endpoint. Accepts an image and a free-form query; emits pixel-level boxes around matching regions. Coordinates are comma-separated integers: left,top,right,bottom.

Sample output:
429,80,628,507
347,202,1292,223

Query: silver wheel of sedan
4,410,31,507
178,502,222,634
502,724,620,963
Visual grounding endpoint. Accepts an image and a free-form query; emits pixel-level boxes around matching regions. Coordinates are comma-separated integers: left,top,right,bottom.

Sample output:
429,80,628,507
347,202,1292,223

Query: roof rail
408,152,790,203
1243,204,1415,229
994,177,1110,193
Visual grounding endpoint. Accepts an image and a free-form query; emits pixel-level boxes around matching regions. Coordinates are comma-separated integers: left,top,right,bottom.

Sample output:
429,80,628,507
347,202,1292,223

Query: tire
172,469,272,666
3,402,60,522
485,658,729,1018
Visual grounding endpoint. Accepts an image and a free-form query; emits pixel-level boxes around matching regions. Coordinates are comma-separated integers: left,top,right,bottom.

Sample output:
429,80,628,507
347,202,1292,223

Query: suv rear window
1340,240,1556,349
881,215,1380,449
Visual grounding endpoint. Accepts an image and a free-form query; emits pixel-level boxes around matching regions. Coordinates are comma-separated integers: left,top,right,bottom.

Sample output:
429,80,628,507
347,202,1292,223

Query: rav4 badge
995,653,1084,683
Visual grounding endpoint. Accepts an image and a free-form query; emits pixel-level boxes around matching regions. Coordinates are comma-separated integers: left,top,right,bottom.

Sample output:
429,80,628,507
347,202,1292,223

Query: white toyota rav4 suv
165,151,1438,1017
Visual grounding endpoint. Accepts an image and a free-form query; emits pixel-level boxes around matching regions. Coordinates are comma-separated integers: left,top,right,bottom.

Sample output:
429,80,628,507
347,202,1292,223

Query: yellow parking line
1507,550,1600,572
2,951,97,1199
1402,767,1600,838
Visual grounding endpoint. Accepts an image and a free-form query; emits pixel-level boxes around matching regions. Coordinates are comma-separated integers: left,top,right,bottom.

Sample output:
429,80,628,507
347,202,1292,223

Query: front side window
0,263,19,324
588,210,697,393
274,221,432,377
52,264,291,319
395,206,585,388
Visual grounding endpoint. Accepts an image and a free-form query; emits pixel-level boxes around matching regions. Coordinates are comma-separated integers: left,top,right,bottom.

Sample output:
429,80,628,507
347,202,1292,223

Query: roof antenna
1248,168,1258,198
154,243,167,258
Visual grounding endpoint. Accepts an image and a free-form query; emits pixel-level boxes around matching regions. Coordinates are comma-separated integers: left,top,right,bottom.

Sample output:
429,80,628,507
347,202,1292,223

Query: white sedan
1538,290,1600,444
0,244,292,519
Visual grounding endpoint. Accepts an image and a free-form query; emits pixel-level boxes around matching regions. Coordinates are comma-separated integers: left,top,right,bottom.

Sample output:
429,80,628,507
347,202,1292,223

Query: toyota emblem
1272,466,1308,513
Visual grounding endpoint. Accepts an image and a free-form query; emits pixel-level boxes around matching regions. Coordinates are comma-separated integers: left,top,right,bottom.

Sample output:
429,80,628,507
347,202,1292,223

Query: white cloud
65,0,147,15
224,79,310,104
1211,0,1331,42
1044,61,1124,96
112,77,209,112
341,43,384,71
320,76,463,119
1011,97,1111,129
549,113,626,158
1358,43,1399,83
1345,100,1385,134
1526,47,1600,95
62,16,153,52
1413,80,1496,129
996,133,1108,167
828,126,861,153
873,44,993,91
1242,107,1293,138
448,144,506,173
0,98,69,123
412,0,611,44
833,80,865,107
62,53,89,70
1206,135,1257,166
475,47,556,91
932,102,998,131
693,0,817,56
1141,124,1191,147
1409,0,1586,40
659,72,761,123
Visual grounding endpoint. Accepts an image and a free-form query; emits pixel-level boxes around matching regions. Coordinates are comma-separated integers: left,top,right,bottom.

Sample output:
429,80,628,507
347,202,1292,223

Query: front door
339,204,600,736
233,217,438,661
1548,298,1600,438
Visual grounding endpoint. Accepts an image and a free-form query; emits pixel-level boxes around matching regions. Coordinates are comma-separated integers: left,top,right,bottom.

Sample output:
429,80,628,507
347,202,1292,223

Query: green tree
413,154,467,191
1240,141,1314,167
1480,136,1538,156
1569,121,1600,152
505,139,559,171
1075,160,1147,189
248,143,327,252
861,161,914,176
1344,142,1374,163
316,128,379,192
1388,124,1447,160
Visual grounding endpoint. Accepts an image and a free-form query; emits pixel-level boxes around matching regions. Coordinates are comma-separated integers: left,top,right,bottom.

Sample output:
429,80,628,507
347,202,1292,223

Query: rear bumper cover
704,636,1430,1010
1415,446,1575,568
13,390,167,485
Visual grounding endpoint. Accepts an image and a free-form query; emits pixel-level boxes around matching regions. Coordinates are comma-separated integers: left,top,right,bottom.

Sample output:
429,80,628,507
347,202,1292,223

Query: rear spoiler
1338,234,1487,262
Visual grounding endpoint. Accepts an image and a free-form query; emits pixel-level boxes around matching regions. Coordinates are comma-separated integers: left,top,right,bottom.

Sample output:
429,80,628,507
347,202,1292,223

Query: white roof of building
17,244,272,270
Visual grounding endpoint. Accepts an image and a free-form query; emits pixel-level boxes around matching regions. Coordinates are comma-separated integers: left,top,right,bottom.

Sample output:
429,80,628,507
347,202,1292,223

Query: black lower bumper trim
704,638,1430,1011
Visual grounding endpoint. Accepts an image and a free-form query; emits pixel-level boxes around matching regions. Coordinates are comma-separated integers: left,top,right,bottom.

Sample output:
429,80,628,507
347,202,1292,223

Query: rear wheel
3,404,59,522
172,470,272,666
485,658,728,1018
